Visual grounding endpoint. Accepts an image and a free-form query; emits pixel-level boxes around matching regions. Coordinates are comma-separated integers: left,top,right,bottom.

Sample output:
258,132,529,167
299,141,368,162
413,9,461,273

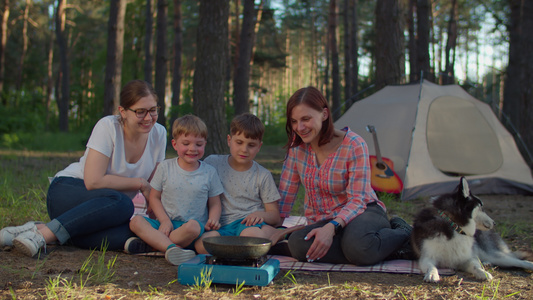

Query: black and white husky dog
412,177,533,283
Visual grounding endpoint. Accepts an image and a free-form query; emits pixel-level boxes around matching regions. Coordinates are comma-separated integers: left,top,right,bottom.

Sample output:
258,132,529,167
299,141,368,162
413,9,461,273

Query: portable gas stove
178,254,280,286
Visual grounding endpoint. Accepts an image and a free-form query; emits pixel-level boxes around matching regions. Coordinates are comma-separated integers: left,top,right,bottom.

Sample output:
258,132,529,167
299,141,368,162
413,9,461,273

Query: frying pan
202,236,272,259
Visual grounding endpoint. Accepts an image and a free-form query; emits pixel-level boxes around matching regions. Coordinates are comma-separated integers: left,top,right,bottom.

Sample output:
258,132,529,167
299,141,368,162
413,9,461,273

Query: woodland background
0,0,532,165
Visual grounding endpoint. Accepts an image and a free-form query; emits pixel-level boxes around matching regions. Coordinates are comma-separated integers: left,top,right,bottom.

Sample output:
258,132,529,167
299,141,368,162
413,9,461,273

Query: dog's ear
459,176,470,198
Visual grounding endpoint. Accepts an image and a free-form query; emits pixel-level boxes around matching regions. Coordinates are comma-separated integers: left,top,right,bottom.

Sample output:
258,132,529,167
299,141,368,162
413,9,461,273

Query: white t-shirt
150,158,224,225
55,115,167,199
203,154,281,226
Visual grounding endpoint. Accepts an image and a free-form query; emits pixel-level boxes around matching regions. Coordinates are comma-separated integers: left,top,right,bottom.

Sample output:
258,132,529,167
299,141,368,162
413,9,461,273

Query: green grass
0,151,81,228
0,159,50,228
42,243,118,299
376,192,419,223
78,243,118,286
2,132,88,152
189,267,213,292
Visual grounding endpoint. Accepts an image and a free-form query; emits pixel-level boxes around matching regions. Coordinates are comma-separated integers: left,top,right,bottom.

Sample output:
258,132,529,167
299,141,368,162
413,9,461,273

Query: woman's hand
304,223,335,262
139,178,151,199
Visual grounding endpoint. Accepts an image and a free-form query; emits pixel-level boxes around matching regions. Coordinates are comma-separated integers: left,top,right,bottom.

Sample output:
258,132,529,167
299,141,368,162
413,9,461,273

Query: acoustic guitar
365,125,403,194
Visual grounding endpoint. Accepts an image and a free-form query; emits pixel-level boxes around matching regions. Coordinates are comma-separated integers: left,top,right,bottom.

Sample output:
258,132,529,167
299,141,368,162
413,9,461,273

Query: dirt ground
1,194,533,299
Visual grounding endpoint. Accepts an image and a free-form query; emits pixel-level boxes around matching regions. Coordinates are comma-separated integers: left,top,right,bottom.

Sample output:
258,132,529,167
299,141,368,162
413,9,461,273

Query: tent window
427,96,503,176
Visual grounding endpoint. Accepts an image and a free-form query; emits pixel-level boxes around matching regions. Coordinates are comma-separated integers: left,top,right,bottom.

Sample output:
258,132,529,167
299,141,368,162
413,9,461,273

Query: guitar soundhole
376,162,386,170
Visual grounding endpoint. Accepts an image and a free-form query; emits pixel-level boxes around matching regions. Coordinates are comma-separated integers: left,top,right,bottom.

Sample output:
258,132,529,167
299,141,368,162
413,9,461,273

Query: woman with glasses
0,80,167,256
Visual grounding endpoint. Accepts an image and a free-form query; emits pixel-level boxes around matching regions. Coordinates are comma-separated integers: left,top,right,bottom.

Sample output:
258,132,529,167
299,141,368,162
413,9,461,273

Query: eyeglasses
127,106,160,118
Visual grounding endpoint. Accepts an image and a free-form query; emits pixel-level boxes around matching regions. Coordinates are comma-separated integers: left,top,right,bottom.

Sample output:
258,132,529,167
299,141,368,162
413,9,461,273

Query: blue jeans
287,202,409,266
46,177,135,250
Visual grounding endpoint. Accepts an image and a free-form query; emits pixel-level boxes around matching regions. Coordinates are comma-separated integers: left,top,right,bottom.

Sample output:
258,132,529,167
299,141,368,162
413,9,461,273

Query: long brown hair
284,86,335,152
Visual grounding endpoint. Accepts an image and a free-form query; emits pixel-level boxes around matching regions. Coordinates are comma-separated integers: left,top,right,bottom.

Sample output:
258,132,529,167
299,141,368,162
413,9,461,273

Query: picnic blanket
132,214,454,275
136,252,454,275
270,255,455,275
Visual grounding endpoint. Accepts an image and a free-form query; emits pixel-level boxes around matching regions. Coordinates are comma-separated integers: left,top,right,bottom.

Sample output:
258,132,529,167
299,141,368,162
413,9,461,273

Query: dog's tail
513,250,533,261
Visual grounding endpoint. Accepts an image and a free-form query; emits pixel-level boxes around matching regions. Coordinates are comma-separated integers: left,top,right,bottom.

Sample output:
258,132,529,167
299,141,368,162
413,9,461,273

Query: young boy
196,113,281,253
127,114,223,265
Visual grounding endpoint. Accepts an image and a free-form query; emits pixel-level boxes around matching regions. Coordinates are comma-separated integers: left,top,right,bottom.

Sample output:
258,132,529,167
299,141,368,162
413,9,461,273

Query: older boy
196,113,281,253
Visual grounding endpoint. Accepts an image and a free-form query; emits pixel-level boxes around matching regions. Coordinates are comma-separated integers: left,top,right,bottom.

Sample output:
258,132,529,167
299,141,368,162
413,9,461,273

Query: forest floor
1,147,533,299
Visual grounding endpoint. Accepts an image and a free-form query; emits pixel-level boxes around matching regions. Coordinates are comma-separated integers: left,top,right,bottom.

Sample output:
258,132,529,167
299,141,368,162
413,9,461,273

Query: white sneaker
165,246,196,265
0,221,37,247
13,230,46,257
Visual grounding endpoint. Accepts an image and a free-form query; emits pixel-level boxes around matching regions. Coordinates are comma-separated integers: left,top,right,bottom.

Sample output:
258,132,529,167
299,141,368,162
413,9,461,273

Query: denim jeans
287,202,409,266
46,177,135,250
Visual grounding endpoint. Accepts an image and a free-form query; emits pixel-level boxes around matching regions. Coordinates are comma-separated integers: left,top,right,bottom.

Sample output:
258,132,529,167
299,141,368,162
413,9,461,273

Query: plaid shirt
278,128,385,224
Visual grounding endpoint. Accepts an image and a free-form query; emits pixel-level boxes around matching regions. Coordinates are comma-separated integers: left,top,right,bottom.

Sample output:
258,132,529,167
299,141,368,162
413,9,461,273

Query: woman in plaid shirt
278,86,413,265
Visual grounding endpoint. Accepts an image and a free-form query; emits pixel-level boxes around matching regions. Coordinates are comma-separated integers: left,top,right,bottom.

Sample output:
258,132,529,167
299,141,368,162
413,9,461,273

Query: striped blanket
271,255,455,275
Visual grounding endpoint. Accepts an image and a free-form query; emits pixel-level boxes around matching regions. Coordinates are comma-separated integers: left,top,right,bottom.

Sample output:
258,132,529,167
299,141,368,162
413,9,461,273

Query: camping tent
334,80,533,200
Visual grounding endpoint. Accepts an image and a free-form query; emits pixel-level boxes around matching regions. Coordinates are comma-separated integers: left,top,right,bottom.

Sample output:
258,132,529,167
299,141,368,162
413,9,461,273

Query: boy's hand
205,219,220,231
146,205,156,219
159,220,173,237
242,212,264,226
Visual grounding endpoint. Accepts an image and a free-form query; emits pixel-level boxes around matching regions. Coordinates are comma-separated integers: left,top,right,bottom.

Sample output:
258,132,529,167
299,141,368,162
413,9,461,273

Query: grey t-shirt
150,158,224,225
203,155,280,226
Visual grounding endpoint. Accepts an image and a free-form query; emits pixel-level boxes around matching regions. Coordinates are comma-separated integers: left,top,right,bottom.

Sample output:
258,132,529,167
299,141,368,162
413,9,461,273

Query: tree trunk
503,0,521,132
332,0,358,106
250,0,263,64
297,30,303,88
429,1,436,82
170,0,182,128
56,0,69,132
233,0,257,115
519,0,533,163
343,0,351,104
324,27,330,101
416,0,430,81
328,0,340,121
144,0,153,83
193,0,229,156
407,0,417,83
155,0,168,128
16,0,30,91
103,0,127,116
285,28,291,96
375,0,402,90
46,20,54,130
443,0,457,84
308,1,317,87
504,0,533,165
0,0,9,103
233,0,240,81
349,0,358,105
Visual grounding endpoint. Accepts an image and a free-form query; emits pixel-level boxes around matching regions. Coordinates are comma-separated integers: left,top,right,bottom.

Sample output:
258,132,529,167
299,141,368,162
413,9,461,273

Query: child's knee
129,215,144,231
240,226,263,237
183,220,202,236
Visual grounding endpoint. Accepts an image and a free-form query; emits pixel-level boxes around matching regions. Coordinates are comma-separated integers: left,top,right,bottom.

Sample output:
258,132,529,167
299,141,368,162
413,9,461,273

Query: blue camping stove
178,254,280,286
